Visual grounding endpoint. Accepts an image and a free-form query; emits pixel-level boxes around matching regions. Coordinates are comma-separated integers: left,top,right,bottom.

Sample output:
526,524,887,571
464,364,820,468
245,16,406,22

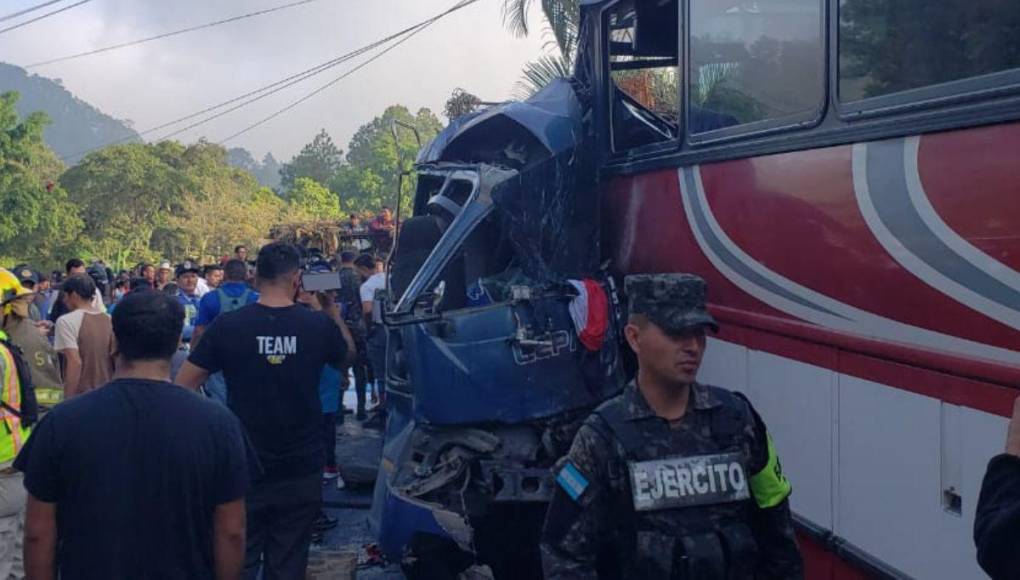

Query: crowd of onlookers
0,239,393,578
340,207,397,255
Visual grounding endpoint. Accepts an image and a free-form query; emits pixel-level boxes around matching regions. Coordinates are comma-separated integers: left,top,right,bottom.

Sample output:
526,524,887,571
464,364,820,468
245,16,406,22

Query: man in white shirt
53,275,114,399
355,254,386,410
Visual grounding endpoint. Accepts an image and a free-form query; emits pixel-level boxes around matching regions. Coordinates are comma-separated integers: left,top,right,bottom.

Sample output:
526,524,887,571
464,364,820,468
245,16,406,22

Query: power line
152,34,413,143
0,0,67,23
0,0,91,35
61,0,481,161
218,18,440,144
26,0,319,68
59,16,436,161
218,0,481,143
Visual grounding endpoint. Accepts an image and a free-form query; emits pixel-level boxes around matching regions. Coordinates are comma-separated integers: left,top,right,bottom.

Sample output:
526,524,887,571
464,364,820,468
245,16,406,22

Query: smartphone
301,271,342,292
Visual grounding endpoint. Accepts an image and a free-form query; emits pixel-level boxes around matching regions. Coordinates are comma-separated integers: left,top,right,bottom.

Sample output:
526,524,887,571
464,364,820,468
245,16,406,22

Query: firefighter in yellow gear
0,267,33,577
1,268,61,406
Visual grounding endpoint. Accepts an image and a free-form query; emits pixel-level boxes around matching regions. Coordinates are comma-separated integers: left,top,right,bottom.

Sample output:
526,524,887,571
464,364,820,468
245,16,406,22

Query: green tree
60,142,194,265
329,106,443,214
841,0,1020,99
502,0,580,96
287,177,340,219
0,91,82,269
255,152,282,190
280,129,344,191
444,88,482,121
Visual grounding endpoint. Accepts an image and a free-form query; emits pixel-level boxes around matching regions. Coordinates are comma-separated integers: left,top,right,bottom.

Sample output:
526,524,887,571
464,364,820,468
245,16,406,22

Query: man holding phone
176,242,355,579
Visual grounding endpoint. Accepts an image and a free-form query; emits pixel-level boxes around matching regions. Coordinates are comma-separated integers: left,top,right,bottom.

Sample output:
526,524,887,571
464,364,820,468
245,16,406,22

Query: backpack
217,287,253,315
0,333,39,427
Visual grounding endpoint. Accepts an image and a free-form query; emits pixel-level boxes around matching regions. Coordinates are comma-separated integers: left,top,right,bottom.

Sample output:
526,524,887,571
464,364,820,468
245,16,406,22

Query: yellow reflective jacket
0,331,31,467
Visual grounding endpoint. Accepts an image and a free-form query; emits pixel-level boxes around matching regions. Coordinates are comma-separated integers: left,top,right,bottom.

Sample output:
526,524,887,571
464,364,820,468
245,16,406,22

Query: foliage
2,96,446,270
329,106,443,215
444,88,482,121
0,92,82,270
840,0,1020,99
255,152,283,190
279,129,344,191
0,63,140,164
514,52,574,99
227,147,283,190
286,177,340,219
57,139,288,268
502,0,580,97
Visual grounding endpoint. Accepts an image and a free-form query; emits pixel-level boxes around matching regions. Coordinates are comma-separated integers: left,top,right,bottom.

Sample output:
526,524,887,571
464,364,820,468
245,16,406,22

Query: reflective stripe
35,387,63,405
749,434,792,508
0,344,27,464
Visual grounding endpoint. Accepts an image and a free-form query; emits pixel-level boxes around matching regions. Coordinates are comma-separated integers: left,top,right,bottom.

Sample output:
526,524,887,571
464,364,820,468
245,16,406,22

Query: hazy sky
0,0,549,161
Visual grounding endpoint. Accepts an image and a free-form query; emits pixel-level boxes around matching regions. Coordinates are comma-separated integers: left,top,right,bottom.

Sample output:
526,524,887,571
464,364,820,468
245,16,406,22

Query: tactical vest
591,387,759,580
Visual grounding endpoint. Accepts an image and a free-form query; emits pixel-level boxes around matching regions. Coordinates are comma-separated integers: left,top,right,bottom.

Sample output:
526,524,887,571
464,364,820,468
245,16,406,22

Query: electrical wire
217,0,481,143
0,0,67,23
59,17,433,161
26,0,320,68
219,27,426,143
61,0,481,161
0,0,91,35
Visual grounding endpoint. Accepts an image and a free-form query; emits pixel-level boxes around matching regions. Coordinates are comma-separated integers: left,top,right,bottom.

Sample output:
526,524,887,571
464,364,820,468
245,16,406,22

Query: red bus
586,0,1020,577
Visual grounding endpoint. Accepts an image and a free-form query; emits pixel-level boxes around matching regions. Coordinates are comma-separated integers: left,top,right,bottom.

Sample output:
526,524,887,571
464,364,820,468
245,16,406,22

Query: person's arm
540,423,614,580
24,494,57,580
60,348,81,398
178,317,224,390
191,325,206,349
740,397,804,580
360,279,376,316
176,361,211,392
318,293,355,366
213,498,245,580
975,396,1020,578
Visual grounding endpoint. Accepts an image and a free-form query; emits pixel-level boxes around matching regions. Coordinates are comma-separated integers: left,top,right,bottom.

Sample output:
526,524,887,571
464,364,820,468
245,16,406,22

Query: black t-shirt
14,379,253,580
188,303,347,481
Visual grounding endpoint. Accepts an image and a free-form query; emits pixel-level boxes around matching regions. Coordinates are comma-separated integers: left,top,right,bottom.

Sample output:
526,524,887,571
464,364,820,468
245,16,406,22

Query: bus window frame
835,0,1020,122
685,0,829,147
604,0,684,161
595,0,1020,178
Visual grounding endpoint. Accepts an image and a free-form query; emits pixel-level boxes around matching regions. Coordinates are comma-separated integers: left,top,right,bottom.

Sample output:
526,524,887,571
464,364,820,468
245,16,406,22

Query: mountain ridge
0,62,141,164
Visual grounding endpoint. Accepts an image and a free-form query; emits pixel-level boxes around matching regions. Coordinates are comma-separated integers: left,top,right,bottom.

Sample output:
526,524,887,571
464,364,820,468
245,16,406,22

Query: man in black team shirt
15,291,252,579
177,242,355,580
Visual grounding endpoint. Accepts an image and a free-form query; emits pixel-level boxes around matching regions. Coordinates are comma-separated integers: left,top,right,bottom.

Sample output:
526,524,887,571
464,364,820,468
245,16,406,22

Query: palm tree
501,0,581,97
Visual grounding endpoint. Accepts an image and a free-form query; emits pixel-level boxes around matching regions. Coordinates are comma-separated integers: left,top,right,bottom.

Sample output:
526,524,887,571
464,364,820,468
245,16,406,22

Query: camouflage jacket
338,266,365,338
540,380,803,580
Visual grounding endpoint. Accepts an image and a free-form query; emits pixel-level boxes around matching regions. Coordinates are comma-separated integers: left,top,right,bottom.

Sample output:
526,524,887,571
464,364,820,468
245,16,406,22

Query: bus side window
688,0,824,134
839,0,1020,102
608,0,680,153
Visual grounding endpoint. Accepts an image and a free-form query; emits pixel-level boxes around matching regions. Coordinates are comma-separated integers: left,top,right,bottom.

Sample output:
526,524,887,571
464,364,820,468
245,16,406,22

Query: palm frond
513,51,574,99
540,0,580,56
501,0,534,37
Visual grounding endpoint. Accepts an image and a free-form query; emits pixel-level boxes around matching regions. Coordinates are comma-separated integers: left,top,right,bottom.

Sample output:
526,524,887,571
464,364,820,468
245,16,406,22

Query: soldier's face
626,321,706,387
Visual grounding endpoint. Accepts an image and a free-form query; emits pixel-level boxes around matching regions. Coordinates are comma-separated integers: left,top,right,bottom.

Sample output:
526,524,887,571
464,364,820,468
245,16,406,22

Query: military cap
625,273,718,334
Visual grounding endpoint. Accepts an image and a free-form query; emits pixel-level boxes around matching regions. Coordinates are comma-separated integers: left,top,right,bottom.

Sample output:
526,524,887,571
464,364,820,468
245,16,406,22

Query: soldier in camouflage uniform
337,251,371,419
540,274,803,579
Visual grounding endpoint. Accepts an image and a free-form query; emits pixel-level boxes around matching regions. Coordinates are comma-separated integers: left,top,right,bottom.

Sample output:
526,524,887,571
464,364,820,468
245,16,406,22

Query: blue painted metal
405,298,604,425
369,406,452,560
418,79,583,164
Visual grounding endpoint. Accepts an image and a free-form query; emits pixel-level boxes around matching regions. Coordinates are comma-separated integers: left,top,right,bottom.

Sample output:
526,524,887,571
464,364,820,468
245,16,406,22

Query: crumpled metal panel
417,79,583,164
